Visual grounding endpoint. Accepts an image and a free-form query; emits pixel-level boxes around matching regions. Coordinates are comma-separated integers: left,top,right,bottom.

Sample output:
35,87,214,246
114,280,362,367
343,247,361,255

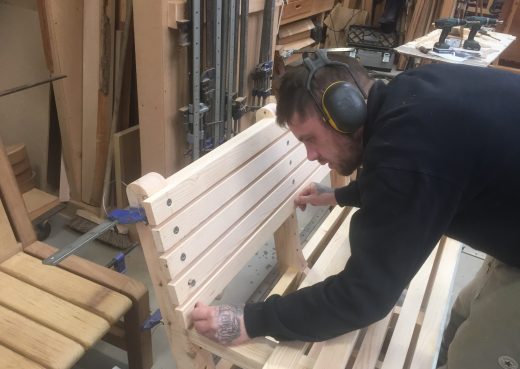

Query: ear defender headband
303,49,367,134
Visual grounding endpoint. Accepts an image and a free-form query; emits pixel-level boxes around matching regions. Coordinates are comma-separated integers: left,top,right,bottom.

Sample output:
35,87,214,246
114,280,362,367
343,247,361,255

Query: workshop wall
0,0,51,191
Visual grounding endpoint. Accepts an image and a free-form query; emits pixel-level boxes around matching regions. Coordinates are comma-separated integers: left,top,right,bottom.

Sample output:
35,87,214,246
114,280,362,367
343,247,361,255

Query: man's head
275,53,372,176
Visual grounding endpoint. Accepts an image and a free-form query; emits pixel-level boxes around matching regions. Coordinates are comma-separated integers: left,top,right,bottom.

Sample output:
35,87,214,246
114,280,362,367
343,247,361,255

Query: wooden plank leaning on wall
37,0,83,202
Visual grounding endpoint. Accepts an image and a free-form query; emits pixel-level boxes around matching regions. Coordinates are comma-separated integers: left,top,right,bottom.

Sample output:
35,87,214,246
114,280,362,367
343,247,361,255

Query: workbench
395,28,516,67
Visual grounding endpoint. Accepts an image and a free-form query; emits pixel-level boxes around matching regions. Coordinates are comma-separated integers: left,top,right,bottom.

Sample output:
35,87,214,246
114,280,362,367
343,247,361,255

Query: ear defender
303,50,367,134
321,81,367,134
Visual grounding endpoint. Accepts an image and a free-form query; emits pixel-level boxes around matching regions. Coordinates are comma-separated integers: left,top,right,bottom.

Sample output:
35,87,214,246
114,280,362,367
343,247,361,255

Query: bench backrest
128,114,329,328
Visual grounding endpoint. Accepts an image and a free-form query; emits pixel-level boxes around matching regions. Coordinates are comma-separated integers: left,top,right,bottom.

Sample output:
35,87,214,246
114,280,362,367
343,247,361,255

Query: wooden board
0,304,84,369
37,0,84,201
280,0,335,25
81,0,102,205
0,344,46,369
0,199,20,263
133,0,189,176
114,125,141,208
0,270,110,347
0,252,131,323
0,137,37,247
88,0,116,206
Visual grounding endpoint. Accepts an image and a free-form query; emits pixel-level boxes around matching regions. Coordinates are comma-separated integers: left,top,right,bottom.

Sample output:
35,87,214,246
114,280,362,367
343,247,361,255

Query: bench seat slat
159,144,307,281
189,331,277,369
263,212,356,369
0,270,110,348
380,245,438,369
143,119,288,226
409,238,461,369
168,155,319,305
0,344,47,369
0,252,132,323
0,304,84,369
351,313,393,369
174,165,329,326
152,130,299,253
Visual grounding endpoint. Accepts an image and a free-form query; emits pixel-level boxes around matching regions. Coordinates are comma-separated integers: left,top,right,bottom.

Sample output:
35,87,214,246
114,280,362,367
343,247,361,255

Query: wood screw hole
174,226,179,234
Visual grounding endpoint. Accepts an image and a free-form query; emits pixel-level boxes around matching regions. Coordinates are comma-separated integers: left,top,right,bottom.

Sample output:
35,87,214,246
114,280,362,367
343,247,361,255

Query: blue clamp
108,207,147,225
142,309,163,331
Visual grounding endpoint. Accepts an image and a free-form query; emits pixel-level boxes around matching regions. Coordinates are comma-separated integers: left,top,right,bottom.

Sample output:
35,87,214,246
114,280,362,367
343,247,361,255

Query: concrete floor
43,202,484,369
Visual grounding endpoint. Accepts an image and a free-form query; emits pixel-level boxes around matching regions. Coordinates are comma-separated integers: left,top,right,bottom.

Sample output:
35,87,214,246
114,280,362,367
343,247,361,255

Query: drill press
433,18,467,53
463,16,503,51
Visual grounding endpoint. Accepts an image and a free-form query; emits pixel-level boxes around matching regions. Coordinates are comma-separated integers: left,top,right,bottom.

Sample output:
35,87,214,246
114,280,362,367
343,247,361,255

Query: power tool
463,16,503,51
433,18,467,53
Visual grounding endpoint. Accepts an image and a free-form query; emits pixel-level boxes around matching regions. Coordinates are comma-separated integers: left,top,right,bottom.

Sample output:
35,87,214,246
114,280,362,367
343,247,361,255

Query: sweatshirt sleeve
244,167,462,341
334,181,361,208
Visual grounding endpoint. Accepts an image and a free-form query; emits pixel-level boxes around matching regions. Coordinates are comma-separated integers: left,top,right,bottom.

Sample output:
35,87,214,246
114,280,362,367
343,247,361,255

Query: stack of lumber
37,0,138,213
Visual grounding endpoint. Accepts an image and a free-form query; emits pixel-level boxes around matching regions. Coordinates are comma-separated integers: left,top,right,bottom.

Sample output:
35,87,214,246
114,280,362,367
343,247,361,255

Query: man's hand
295,182,337,211
191,302,251,346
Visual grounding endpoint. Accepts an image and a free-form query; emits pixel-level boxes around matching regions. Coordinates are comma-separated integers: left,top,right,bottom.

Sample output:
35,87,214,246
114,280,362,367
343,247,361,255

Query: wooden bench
0,136,153,369
128,106,462,369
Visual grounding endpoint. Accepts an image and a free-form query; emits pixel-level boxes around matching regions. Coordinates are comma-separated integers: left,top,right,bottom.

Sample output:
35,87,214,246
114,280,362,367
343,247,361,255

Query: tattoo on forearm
215,305,243,345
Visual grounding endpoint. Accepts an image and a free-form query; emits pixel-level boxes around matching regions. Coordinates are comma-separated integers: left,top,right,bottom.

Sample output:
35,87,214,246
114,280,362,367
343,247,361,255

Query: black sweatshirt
244,63,520,341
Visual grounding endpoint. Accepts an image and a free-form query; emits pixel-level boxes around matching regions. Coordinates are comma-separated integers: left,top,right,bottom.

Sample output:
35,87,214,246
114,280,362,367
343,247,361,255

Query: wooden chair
127,106,462,369
0,135,152,369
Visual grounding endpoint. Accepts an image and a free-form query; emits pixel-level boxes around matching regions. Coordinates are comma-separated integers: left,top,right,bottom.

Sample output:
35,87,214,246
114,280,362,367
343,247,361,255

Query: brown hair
275,54,372,127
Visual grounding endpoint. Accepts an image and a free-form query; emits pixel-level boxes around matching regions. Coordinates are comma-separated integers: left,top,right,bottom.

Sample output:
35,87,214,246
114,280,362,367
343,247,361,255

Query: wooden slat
160,143,305,277
0,304,84,369
268,268,300,298
409,238,461,369
312,330,360,369
0,270,110,347
380,246,438,369
302,205,349,267
284,212,355,369
263,341,311,369
169,159,322,305
280,0,335,25
82,0,102,204
24,241,148,301
0,344,46,369
174,165,329,327
134,0,190,177
0,252,131,323
142,118,287,226
154,130,300,253
0,137,37,247
190,331,277,369
351,314,392,369
114,125,141,208
37,0,83,201
0,199,19,263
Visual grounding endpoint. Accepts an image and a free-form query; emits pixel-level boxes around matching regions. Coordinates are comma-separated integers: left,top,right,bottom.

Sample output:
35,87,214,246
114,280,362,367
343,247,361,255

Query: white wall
0,0,51,190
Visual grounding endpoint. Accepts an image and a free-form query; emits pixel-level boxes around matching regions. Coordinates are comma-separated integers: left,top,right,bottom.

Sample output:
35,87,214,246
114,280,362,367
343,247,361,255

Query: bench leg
124,291,153,369
170,332,215,369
